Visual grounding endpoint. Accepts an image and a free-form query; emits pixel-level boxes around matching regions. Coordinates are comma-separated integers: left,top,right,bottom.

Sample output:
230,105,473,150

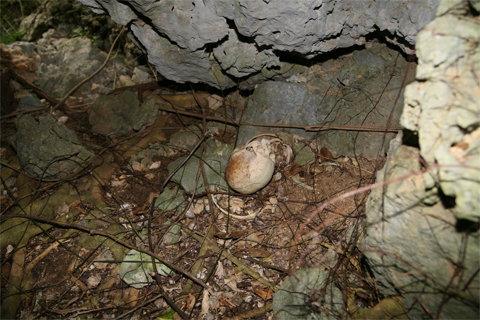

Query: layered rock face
362,0,480,318
76,0,438,89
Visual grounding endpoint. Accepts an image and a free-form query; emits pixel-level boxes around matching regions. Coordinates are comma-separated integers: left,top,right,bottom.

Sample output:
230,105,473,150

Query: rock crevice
77,0,439,88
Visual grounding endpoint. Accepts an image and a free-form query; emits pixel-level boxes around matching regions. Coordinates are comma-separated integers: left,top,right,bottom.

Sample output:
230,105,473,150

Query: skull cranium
225,139,275,194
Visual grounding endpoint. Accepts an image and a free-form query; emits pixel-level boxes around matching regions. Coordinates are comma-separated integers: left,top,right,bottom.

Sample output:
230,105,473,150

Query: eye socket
246,146,253,152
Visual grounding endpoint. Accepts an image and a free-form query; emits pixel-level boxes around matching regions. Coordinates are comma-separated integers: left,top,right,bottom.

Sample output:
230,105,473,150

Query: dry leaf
214,231,230,239
187,293,196,310
224,276,239,292
207,94,223,110
57,202,69,216
249,248,271,258
163,283,182,293
124,287,140,307
201,289,210,317
215,261,225,280
86,275,101,288
252,281,273,301
193,201,207,214
68,199,81,210
214,230,248,239
282,163,303,178
229,197,245,212
217,294,236,308
230,230,248,239
147,192,159,204
319,146,334,160
245,232,260,243
349,294,408,319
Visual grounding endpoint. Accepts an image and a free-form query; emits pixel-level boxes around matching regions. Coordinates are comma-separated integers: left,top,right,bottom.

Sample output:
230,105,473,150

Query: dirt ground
1,88,386,319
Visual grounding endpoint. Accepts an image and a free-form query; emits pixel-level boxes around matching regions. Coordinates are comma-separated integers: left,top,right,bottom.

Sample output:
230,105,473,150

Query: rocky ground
2,0,477,319
0,21,392,319
0,70,387,318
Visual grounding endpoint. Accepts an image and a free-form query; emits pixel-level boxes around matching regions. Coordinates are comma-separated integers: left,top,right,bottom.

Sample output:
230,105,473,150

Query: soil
1,89,385,319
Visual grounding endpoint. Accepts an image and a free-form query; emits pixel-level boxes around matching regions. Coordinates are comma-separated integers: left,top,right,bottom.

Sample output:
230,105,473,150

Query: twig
116,294,163,320
159,130,211,192
156,106,401,132
223,302,273,320
0,67,60,118
0,213,208,289
183,227,277,291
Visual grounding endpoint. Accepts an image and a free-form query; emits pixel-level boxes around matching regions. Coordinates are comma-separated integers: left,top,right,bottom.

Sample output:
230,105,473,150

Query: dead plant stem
156,106,401,132
0,213,208,289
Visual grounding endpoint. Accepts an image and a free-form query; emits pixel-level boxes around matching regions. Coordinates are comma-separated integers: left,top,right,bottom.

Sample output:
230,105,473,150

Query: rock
401,10,480,222
20,0,118,51
35,35,130,102
77,0,438,89
237,81,315,143
362,0,480,318
130,143,174,172
293,140,315,166
18,94,42,110
0,42,40,82
167,125,233,194
89,91,159,138
132,66,152,84
116,75,136,88
169,125,204,152
119,249,174,289
237,42,414,158
273,268,343,320
213,29,280,78
128,20,235,89
10,114,94,179
362,143,480,319
154,186,186,213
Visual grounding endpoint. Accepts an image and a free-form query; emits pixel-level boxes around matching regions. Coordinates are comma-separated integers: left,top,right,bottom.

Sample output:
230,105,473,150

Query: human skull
225,139,275,194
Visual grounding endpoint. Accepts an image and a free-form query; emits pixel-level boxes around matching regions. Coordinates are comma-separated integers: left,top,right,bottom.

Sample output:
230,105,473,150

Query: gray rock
154,186,186,213
237,42,414,158
169,125,204,152
238,81,316,144
362,1,480,318
362,144,480,319
7,41,37,57
293,141,315,166
128,0,229,52
10,114,94,179
132,66,152,84
130,143,174,172
213,29,280,78
76,0,438,89
129,21,235,89
273,268,343,320
401,3,480,222
89,91,159,138
119,249,174,289
167,125,233,194
18,95,42,110
35,35,130,102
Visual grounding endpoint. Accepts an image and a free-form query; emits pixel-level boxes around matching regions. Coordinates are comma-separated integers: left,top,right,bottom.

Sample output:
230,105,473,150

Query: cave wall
76,0,439,89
